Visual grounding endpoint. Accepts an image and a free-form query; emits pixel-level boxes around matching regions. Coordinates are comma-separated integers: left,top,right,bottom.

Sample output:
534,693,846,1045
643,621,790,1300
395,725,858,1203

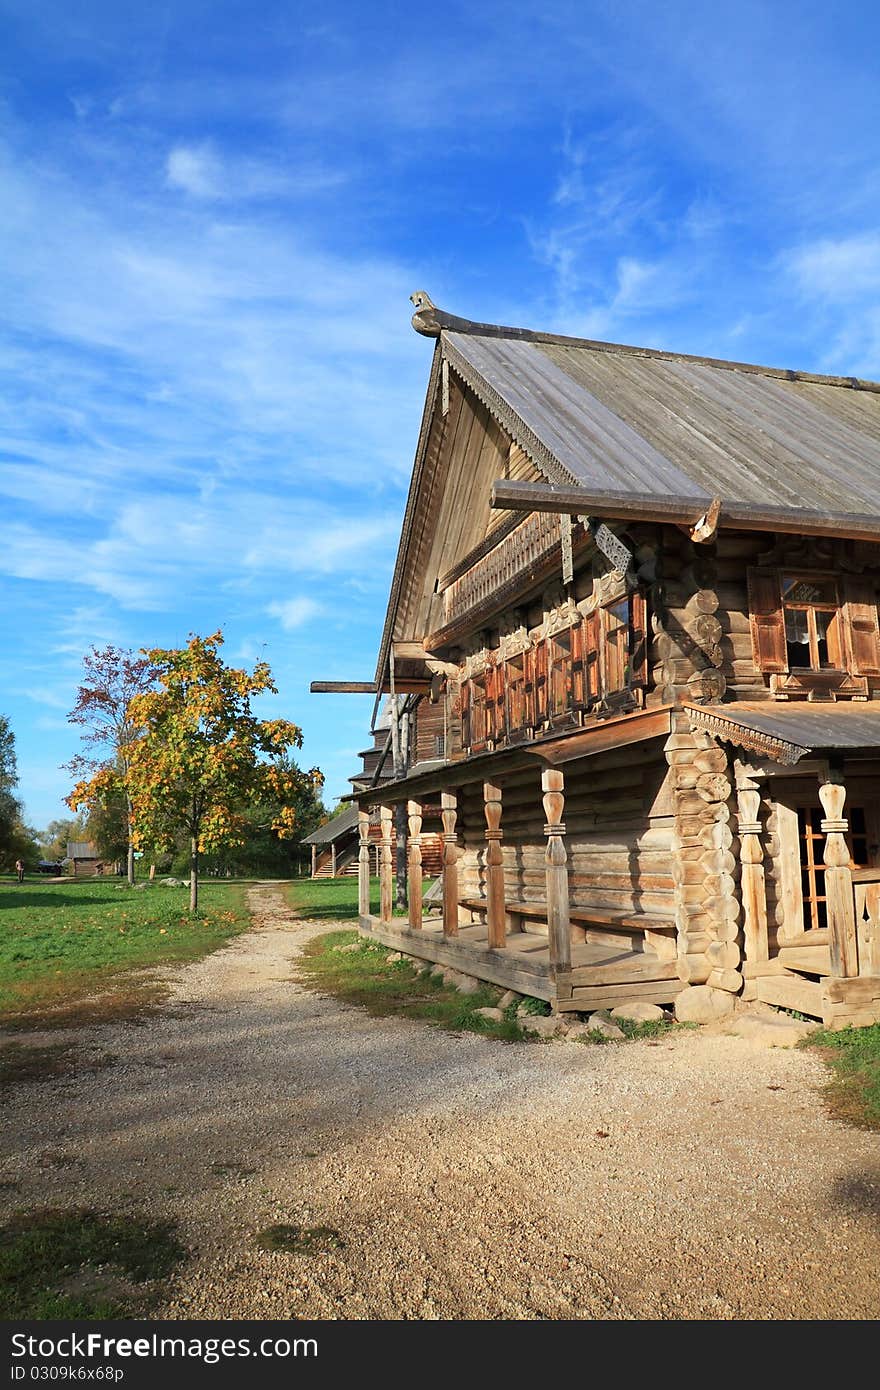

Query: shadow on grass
0,1208,186,1318
808,1022,880,1131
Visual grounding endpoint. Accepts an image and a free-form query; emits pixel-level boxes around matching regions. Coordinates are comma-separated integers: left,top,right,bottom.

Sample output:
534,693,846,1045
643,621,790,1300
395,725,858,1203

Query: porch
359,912,683,1011
355,710,685,1013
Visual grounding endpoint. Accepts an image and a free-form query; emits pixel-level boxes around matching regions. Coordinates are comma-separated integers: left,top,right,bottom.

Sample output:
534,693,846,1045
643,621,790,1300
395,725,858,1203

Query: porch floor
358,914,685,1011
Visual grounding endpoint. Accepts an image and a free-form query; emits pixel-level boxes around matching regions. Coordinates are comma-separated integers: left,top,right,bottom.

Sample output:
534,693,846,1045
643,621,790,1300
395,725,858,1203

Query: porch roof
685,701,880,766
300,804,360,845
353,706,673,804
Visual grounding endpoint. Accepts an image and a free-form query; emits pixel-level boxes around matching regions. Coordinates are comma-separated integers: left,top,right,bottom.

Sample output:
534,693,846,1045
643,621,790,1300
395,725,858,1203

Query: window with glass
782,575,842,671
798,804,868,931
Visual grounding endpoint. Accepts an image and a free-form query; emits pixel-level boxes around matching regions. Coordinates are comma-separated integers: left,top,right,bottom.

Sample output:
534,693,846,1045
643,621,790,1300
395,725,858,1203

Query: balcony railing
442,511,565,629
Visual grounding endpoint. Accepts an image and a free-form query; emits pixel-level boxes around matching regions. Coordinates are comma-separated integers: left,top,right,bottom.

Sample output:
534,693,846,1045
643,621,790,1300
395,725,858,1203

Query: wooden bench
460,896,676,951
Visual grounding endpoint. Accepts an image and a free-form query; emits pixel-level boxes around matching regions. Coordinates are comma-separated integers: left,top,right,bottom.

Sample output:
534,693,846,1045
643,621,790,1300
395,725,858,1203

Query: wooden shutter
458,678,470,749
844,576,880,675
629,591,648,687
534,639,548,723
571,623,585,708
747,568,788,673
583,611,600,702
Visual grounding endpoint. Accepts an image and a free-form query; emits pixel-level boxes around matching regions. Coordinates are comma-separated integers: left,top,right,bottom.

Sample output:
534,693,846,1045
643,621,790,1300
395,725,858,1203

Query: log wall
449,742,676,929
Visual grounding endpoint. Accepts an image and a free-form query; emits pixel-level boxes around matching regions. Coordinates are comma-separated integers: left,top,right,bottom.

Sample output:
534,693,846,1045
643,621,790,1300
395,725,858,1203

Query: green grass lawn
0,879,250,1028
282,874,436,920
809,1023,880,1130
0,1208,186,1318
282,874,369,919
297,929,531,1040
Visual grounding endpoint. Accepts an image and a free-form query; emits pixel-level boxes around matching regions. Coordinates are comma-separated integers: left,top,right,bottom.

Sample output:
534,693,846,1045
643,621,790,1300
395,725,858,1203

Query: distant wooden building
302,702,445,878
67,841,106,877
343,294,880,1028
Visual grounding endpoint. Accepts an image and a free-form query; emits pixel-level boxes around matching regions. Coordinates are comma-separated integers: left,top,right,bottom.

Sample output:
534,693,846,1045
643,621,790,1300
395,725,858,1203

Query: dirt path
2,883,878,1320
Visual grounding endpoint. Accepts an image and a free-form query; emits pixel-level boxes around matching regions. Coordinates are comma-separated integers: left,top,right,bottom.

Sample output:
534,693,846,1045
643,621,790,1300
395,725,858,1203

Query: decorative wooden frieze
497,615,531,661
358,809,371,919
537,586,580,640
818,773,859,979
440,790,460,939
407,799,423,931
541,768,571,973
578,567,629,616
379,805,393,925
483,781,506,950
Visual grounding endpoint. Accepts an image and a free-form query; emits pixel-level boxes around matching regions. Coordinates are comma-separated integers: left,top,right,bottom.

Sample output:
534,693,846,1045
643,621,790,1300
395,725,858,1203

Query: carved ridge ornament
685,707,810,766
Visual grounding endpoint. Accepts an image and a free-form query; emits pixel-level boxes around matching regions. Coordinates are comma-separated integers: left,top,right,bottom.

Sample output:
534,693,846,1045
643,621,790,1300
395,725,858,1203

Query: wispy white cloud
266,597,322,630
783,234,880,301
166,141,345,201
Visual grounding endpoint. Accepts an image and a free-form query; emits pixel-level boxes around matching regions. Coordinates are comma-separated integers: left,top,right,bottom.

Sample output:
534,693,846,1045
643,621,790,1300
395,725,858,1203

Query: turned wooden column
483,781,506,949
379,805,394,924
407,799,423,930
311,844,316,879
441,790,460,939
735,762,769,967
331,841,337,878
542,768,571,973
819,772,858,978
358,809,371,920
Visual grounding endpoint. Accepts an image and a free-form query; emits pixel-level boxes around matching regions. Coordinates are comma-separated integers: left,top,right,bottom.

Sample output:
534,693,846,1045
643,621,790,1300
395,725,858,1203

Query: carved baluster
819,773,859,978
379,805,394,924
735,762,768,966
484,781,506,949
441,790,460,938
542,768,571,972
331,841,337,878
358,809,371,921
311,844,316,879
407,799,423,930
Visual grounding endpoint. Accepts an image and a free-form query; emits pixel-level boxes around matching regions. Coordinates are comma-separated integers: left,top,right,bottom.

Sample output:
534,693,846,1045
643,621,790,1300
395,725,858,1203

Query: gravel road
2,882,878,1320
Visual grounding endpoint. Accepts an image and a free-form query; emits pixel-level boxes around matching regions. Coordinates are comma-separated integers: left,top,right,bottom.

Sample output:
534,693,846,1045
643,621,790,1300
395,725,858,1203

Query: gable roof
375,299,880,685
443,330,880,512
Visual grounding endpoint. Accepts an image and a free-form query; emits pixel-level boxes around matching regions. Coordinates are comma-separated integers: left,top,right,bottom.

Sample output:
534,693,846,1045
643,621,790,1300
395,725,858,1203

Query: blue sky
2,0,880,829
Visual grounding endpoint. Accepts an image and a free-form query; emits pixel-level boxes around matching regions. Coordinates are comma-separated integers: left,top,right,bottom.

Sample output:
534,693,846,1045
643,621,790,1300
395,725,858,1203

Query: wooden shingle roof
444,330,880,513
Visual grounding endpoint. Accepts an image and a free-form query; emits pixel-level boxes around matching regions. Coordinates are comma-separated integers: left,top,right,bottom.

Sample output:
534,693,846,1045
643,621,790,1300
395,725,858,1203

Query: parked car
36,860,64,875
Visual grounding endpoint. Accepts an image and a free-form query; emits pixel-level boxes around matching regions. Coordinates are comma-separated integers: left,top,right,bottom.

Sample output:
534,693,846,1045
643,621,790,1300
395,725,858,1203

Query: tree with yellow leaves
75,631,322,913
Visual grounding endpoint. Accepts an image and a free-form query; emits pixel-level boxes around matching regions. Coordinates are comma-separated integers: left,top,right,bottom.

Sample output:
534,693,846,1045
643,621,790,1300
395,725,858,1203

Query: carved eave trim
684,705,810,767
441,339,578,489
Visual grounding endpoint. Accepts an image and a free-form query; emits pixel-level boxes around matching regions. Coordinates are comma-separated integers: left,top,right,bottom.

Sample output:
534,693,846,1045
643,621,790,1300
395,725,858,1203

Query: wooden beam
379,805,394,924
310,681,375,694
358,811,371,919
441,791,460,939
483,782,506,950
819,775,859,979
527,707,672,765
407,799,423,931
734,762,770,968
542,768,571,973
489,479,880,544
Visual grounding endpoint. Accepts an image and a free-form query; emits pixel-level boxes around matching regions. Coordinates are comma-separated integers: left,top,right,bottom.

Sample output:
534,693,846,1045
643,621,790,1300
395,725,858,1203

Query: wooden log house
344,293,880,1027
